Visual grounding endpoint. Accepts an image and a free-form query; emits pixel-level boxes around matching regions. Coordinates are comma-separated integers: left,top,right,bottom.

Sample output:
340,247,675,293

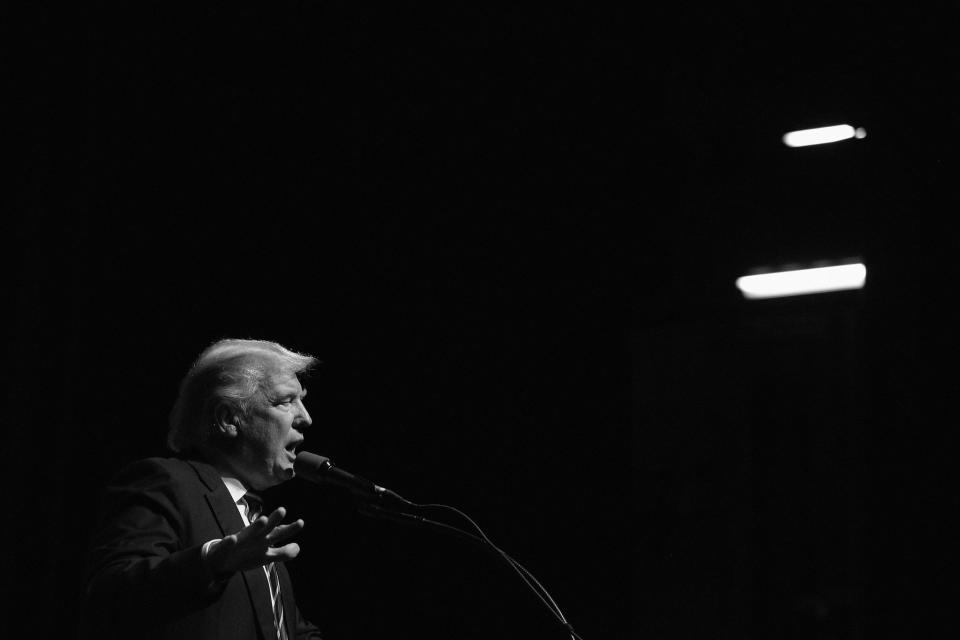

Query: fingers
238,507,287,541
268,542,301,562
262,507,287,531
252,507,287,532
266,519,304,545
208,510,304,576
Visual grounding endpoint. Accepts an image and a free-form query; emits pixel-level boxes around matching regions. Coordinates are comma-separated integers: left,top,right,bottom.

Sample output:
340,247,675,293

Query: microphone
294,451,415,511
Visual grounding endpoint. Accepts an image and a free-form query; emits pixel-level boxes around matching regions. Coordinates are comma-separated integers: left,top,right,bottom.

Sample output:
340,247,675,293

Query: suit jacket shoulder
82,456,247,637
81,455,323,639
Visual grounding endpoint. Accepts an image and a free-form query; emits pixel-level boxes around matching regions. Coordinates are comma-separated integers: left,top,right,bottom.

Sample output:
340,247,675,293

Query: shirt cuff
200,538,229,587
201,538,221,561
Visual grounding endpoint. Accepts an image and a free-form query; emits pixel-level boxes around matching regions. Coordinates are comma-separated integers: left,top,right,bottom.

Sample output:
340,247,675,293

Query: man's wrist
201,538,229,583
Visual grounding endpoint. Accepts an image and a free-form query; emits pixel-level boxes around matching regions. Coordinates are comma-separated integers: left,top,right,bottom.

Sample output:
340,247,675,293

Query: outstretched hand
206,507,305,580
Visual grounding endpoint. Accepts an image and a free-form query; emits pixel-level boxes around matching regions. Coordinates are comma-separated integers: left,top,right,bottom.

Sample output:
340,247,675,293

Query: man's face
235,369,312,490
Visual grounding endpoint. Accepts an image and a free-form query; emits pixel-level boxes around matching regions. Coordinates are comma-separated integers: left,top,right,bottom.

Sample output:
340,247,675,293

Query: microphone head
293,451,414,508
294,451,332,477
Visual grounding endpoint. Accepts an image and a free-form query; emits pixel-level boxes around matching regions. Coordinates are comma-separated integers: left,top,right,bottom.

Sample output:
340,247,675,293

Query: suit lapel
188,459,279,640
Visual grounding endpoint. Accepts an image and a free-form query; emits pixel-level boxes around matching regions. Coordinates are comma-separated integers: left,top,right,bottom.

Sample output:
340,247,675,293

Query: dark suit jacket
81,456,323,639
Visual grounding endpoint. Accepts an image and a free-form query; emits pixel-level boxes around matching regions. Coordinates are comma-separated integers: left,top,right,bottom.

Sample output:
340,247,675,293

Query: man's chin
275,460,296,482
256,464,294,489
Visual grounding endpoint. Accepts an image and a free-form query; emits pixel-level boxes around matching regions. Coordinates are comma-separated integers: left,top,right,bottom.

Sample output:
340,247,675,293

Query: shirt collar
221,476,248,505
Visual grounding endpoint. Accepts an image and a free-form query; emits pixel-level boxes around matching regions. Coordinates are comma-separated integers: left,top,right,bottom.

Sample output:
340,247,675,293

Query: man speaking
81,338,324,639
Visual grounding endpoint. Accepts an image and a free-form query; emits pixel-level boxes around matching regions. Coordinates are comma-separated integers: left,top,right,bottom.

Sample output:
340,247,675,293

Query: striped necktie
243,492,288,640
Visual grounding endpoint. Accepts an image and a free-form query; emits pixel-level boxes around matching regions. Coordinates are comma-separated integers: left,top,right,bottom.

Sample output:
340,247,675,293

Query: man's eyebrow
271,389,303,402
273,388,306,402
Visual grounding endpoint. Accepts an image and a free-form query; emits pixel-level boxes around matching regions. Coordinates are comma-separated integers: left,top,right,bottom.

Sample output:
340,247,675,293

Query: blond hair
167,338,317,453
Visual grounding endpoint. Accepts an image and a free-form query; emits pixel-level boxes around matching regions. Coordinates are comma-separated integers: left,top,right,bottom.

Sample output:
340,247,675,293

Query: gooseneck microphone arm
294,452,584,640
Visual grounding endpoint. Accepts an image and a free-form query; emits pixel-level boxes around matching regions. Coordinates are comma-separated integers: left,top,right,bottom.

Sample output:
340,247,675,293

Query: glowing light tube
736,263,867,299
782,124,865,147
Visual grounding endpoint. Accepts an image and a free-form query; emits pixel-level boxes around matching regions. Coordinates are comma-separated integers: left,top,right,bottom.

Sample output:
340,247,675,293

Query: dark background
8,3,958,639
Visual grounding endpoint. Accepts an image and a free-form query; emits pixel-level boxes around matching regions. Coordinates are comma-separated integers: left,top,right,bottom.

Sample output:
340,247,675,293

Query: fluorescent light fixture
736,263,867,299
782,124,866,147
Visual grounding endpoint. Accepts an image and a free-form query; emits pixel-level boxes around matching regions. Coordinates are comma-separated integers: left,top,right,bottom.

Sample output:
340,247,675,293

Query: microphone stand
357,501,584,640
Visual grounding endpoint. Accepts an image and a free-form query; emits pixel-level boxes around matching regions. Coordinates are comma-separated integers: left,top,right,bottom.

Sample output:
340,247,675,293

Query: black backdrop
8,4,960,639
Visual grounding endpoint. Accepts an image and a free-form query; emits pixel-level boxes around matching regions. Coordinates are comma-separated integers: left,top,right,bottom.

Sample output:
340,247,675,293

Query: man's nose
294,400,313,430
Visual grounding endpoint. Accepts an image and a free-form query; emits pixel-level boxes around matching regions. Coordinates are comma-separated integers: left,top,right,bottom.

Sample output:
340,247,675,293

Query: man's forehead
243,353,305,395
265,370,303,393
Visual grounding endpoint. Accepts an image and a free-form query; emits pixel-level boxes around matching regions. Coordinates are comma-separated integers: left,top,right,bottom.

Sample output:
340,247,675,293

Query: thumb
218,534,239,551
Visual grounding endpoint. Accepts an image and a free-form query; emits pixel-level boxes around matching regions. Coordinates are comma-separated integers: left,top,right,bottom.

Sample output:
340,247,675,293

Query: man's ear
214,403,242,438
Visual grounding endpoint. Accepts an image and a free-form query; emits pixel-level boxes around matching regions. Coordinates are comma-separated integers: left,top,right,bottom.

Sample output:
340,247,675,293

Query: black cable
433,516,584,640
362,505,567,632
419,503,583,640
421,505,567,617
359,501,584,640
426,515,565,625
